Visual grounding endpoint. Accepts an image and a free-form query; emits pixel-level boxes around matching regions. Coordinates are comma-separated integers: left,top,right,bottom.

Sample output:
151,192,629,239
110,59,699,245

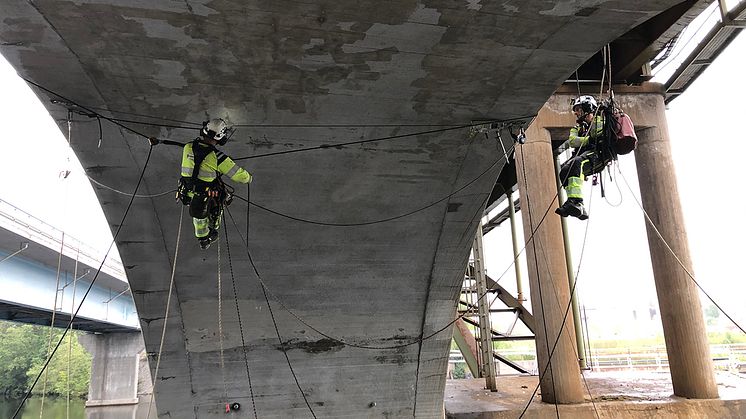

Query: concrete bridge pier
79,332,152,408
519,84,718,403
515,121,585,404
630,85,719,399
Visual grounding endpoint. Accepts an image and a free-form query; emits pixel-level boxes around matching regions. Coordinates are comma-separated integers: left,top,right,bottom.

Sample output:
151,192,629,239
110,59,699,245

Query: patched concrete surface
445,372,746,418
0,1,690,417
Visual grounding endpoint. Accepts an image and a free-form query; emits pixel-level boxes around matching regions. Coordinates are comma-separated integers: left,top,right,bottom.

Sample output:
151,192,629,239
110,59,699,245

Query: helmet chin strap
576,108,595,124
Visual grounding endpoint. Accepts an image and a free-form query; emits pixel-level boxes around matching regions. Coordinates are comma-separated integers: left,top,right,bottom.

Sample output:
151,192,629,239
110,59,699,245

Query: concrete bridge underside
1,1,687,417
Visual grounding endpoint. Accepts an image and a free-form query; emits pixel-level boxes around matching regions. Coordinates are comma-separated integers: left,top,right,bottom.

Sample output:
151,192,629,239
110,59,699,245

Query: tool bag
611,109,637,155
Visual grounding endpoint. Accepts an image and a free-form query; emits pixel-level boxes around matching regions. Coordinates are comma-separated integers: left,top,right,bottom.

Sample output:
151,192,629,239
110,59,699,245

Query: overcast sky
1,8,744,339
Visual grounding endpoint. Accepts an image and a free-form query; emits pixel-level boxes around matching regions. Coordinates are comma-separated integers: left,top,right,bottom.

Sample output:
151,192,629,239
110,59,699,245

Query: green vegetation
451,363,467,379
704,303,720,326
708,331,746,345
0,321,90,398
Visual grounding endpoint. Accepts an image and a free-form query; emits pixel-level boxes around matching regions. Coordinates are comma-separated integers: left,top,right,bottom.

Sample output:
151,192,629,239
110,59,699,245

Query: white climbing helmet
571,95,597,113
201,118,229,144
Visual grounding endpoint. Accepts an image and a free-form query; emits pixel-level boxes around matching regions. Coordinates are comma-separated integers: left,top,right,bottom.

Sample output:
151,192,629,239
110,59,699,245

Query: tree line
0,320,90,398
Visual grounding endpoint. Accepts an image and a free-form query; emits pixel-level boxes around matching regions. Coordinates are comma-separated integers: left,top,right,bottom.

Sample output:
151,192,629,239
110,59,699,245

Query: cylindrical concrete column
554,156,587,370
634,92,719,399
515,124,584,404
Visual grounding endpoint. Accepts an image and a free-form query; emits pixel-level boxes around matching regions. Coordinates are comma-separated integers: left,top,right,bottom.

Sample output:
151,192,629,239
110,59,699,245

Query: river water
0,397,154,419
0,397,85,419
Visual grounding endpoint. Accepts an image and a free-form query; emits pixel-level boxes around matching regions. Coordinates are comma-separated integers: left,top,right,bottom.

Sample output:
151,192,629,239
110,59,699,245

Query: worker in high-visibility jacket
556,95,608,220
179,118,252,249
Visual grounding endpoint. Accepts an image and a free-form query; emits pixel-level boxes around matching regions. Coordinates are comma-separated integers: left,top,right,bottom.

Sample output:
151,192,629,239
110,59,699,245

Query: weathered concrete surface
445,373,746,418
0,1,687,417
515,107,584,403
79,332,143,406
81,332,157,419
634,89,719,399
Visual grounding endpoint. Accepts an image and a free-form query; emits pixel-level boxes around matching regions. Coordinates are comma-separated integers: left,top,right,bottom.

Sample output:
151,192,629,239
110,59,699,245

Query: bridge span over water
0,1,721,417
0,198,137,333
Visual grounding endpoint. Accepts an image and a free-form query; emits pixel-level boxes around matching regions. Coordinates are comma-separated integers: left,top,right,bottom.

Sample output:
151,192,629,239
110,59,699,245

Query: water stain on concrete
280,338,345,353
375,354,409,366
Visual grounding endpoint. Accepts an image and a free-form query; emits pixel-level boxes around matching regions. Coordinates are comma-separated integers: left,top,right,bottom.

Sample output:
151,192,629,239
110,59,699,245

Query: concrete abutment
79,331,154,408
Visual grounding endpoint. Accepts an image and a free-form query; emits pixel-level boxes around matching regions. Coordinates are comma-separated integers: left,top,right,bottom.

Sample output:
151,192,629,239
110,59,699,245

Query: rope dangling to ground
146,205,184,419
223,209,317,418
222,219,258,418
216,240,229,410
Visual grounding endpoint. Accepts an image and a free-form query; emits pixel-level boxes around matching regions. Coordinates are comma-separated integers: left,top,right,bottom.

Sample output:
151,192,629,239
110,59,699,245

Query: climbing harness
178,140,235,224
177,139,212,206
563,43,637,202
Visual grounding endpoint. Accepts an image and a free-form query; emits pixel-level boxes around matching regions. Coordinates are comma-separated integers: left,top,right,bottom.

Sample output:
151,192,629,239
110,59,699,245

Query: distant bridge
0,198,137,333
1,1,739,417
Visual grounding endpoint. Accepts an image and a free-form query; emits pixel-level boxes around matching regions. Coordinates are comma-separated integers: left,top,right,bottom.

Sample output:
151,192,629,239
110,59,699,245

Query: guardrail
0,198,125,281
448,344,746,375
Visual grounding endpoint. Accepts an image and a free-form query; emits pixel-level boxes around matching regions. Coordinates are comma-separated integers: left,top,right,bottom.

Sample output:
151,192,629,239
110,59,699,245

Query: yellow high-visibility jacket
567,115,605,150
181,140,252,186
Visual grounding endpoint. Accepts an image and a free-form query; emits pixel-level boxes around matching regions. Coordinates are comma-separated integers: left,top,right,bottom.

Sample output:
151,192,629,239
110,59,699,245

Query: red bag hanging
613,111,637,155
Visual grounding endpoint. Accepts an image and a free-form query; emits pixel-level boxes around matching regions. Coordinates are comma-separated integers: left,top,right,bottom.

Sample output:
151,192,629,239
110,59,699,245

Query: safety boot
199,228,219,250
555,198,588,220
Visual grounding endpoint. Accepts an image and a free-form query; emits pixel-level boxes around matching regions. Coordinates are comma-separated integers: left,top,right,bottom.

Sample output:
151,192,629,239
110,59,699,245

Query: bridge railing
448,344,746,376
0,198,125,281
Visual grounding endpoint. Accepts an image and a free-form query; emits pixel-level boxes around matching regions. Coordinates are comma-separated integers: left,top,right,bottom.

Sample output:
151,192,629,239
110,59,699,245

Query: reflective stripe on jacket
567,115,605,149
181,140,252,184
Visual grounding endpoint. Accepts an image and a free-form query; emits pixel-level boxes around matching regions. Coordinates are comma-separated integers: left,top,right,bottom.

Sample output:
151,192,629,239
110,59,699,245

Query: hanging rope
28,71,533,165
512,124,609,417
516,235,599,418
222,223,258,418
38,231,65,419
603,161,624,207
217,241,228,407
233,146,514,228
66,251,80,419
250,183,251,241
573,191,601,419
526,187,601,418
86,174,176,198
233,123,503,161
12,142,154,419
516,192,598,418
39,109,77,418
224,212,317,418
223,174,560,352
413,190,493,417
618,170,746,335
146,205,184,419
606,44,613,98
517,143,560,419
599,45,608,99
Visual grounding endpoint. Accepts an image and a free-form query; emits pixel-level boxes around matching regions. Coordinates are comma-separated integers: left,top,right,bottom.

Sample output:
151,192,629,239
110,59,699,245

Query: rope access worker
555,95,608,220
175,118,252,249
